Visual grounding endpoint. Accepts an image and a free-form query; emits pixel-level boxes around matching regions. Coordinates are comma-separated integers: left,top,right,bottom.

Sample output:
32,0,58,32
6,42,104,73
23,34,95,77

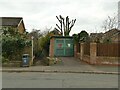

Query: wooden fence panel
97,43,120,57
84,43,90,55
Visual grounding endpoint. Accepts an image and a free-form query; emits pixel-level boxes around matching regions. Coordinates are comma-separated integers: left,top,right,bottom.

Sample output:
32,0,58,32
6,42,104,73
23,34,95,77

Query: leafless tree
55,15,76,36
102,14,118,32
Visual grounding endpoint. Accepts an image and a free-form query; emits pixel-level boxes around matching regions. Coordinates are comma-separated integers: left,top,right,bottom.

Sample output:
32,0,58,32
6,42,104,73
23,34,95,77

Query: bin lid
22,54,29,56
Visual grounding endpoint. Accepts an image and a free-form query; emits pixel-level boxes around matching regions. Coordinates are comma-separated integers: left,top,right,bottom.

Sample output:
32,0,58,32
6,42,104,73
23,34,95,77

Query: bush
2,57,9,63
2,27,31,63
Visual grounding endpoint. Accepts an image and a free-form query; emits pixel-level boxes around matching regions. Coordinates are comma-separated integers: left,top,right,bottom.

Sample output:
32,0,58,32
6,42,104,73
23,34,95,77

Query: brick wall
75,43,120,65
49,38,54,57
74,44,77,58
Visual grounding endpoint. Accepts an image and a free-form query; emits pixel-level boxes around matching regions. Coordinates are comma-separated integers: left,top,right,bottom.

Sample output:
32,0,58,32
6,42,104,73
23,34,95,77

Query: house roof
103,29,120,39
50,36,73,39
0,17,23,27
90,33,104,38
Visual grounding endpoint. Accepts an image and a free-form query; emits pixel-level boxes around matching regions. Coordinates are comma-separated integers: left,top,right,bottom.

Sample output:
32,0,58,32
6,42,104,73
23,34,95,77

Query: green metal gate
54,38,74,56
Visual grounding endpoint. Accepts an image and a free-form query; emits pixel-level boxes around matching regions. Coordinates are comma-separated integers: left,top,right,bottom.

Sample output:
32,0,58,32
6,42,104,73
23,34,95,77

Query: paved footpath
1,57,119,74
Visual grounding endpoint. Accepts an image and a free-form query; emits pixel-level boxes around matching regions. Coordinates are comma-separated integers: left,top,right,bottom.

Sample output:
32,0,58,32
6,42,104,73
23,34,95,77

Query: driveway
52,57,118,72
56,57,84,66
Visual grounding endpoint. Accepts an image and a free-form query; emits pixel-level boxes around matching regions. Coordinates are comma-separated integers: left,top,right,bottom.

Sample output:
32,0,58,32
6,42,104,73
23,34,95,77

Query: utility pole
31,36,34,65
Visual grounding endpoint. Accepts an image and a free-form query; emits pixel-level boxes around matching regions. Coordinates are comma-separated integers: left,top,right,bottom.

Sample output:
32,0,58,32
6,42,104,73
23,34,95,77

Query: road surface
2,72,118,88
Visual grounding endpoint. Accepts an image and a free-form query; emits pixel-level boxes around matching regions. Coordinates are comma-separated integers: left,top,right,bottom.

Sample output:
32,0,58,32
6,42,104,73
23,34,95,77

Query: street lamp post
31,36,34,65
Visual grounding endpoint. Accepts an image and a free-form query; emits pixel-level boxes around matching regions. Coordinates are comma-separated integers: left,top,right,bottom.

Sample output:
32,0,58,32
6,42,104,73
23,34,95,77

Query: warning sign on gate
58,44,62,48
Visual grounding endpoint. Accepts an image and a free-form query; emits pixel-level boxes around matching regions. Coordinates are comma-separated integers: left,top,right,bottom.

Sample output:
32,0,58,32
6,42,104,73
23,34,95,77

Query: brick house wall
17,20,25,34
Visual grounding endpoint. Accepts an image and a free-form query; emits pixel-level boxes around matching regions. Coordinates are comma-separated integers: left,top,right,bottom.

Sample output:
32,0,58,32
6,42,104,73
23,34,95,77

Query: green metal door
64,39,74,56
54,38,74,56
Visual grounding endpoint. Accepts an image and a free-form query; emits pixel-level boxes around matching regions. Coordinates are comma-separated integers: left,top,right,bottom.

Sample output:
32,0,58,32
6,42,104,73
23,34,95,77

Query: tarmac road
2,72,118,88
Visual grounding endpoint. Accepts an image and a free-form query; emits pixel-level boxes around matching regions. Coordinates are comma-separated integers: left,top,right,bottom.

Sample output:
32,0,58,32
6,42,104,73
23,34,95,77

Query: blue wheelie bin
22,54,30,67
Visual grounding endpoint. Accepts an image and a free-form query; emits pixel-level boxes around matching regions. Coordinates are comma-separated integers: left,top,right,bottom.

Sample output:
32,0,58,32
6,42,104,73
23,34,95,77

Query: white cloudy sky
0,0,119,35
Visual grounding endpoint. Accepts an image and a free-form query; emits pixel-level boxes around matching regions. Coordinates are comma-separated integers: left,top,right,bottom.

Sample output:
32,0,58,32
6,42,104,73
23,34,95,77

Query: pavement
0,57,119,74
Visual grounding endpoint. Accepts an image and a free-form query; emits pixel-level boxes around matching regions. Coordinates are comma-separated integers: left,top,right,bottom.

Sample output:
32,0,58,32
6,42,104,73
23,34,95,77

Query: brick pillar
90,43,97,64
49,38,54,57
80,43,84,60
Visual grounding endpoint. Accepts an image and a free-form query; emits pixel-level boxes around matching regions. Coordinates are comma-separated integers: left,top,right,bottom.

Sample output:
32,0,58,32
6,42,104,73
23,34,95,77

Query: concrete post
30,36,34,66
80,43,84,60
90,43,97,64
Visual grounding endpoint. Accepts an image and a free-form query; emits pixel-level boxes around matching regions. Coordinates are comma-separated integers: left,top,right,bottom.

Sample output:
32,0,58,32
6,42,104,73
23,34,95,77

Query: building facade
0,17,25,34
